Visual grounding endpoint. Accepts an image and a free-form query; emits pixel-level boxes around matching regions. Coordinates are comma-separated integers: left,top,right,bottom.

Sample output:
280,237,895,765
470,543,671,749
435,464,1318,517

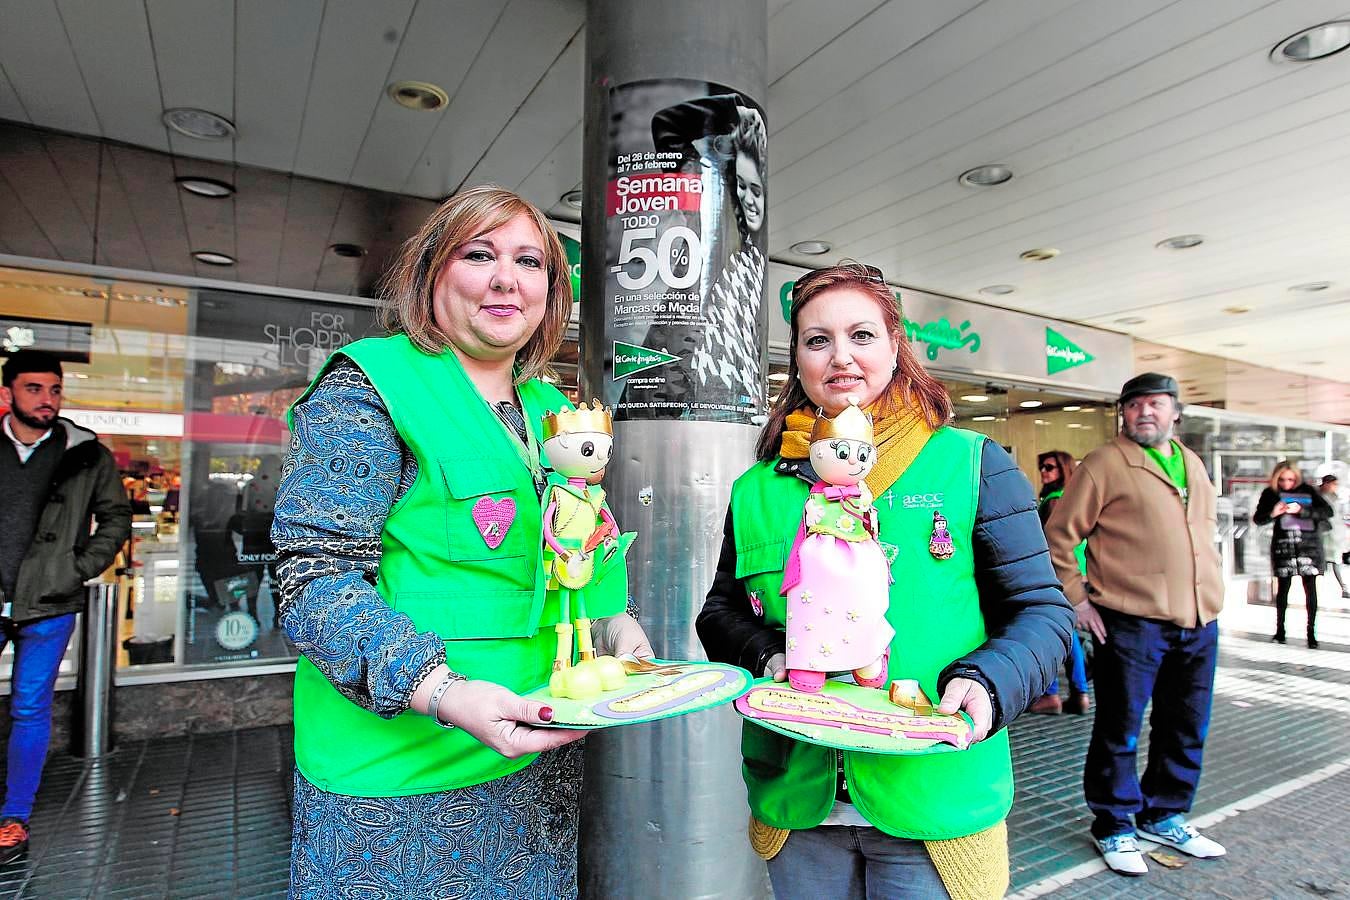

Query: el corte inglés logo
613,341,679,379
1045,327,1094,375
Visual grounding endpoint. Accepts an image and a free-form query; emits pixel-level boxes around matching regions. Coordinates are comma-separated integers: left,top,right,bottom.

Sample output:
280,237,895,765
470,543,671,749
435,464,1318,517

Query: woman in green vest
272,186,650,897
697,262,1074,899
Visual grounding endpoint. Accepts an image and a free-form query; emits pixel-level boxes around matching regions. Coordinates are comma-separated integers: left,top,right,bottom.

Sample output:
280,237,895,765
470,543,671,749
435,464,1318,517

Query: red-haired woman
697,263,1073,898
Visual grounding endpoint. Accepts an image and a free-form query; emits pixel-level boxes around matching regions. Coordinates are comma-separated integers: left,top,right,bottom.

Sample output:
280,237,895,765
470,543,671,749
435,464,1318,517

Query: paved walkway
1,622,1347,898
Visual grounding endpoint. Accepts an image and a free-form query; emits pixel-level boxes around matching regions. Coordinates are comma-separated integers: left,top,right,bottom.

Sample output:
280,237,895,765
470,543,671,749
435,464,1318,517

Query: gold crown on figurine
541,400,613,441
809,398,874,444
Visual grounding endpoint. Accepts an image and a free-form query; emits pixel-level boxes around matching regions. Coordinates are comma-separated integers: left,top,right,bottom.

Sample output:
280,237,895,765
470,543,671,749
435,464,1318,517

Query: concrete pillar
579,1,769,898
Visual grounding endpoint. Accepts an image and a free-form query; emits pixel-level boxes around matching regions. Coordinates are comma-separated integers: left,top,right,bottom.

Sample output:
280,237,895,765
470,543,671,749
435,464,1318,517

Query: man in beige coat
1045,373,1226,877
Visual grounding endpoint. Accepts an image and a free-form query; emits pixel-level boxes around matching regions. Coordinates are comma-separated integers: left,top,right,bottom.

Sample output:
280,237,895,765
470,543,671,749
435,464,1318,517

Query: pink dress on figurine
781,481,894,691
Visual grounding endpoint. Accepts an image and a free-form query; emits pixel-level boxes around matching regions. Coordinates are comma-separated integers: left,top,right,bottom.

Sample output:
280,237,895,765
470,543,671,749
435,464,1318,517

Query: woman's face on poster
734,153,764,234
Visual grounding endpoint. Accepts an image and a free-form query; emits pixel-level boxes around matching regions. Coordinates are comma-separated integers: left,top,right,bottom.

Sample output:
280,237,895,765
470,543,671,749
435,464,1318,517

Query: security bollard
77,582,118,757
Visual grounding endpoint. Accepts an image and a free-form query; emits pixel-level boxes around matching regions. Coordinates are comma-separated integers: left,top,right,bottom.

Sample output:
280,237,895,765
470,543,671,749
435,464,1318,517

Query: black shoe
0,818,28,865
1272,633,1286,644
1308,637,1319,649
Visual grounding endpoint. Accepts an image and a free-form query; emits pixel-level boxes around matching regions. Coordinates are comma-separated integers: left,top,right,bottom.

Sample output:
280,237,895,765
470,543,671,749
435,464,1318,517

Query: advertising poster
605,79,767,423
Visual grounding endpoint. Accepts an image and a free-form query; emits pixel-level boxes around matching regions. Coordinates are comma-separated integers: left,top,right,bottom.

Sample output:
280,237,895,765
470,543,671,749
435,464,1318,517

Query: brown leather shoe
1068,691,1091,714
1028,693,1062,715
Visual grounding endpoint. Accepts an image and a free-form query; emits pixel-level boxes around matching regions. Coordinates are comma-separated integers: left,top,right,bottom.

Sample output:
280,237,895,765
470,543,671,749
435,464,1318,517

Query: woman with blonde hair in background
1252,461,1332,648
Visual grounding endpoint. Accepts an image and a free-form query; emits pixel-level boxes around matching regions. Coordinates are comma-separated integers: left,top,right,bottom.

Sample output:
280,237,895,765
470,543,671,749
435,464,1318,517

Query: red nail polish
539,706,554,722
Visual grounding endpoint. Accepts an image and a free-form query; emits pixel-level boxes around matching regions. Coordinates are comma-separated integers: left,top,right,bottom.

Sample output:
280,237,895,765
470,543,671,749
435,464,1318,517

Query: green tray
525,659,752,729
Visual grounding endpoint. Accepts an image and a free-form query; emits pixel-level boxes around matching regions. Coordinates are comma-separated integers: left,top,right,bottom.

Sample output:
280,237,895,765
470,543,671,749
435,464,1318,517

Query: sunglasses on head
792,263,886,300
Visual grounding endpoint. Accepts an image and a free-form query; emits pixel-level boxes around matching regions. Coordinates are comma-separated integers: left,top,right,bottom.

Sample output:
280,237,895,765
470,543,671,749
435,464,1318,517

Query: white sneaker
1094,833,1149,876
1137,815,1227,858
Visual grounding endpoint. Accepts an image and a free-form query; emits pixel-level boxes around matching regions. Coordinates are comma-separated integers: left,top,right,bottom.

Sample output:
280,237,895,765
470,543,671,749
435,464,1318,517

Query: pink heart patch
471,496,516,549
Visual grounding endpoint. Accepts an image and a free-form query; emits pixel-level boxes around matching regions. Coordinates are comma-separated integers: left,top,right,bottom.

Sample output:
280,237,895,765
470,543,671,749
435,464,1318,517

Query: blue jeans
767,825,951,899
1084,606,1218,839
1046,630,1090,696
2,613,78,822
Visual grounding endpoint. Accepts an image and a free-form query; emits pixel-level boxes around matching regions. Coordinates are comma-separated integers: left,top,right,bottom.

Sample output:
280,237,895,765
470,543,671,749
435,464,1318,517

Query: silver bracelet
427,671,467,730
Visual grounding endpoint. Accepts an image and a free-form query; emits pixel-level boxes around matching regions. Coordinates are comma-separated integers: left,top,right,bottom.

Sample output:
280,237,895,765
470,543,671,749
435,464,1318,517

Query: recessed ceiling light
958,164,1014,187
1306,360,1326,366
1019,248,1059,261
1115,316,1147,325
192,250,235,266
768,373,788,382
329,243,365,258
1222,305,1252,315
1156,234,1205,250
162,108,235,140
387,81,449,111
1034,419,1049,425
562,189,583,209
1063,405,1082,412
1219,341,1246,348
960,394,989,402
1272,21,1350,62
972,415,997,422
790,240,832,255
979,284,1015,296
1019,400,1043,408
1289,281,1332,292
174,176,235,198
1067,423,1085,429
1139,352,1164,361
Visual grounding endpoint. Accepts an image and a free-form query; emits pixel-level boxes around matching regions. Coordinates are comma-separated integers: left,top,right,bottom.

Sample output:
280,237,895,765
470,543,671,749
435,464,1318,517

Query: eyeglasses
1039,462,1059,472
791,263,886,300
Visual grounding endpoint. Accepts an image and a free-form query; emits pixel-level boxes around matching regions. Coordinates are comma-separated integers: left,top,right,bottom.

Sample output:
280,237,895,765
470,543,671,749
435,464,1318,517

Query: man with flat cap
1045,373,1226,876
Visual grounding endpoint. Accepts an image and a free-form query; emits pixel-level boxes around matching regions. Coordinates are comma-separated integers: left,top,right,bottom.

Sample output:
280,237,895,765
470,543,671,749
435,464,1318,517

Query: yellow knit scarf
779,402,934,496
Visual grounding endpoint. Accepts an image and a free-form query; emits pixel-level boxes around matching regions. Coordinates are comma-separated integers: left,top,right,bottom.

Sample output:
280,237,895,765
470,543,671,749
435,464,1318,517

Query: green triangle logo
1046,327,1094,375
613,341,679,379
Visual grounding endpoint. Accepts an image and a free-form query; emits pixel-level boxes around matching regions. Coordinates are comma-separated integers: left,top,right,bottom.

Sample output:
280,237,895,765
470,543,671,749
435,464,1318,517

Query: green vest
291,335,628,796
730,427,1013,839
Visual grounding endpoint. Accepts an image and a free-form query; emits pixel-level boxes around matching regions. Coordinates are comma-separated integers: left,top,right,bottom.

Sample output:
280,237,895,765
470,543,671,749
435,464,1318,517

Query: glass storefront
0,266,377,683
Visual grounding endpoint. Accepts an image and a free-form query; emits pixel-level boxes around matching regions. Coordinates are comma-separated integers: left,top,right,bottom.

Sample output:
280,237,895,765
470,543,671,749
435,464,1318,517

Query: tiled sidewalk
2,632,1347,898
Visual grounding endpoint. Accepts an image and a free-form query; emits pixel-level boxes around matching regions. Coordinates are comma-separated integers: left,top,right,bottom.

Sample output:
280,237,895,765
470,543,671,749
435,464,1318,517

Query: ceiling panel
402,0,585,198
312,187,392,295
145,0,236,163
231,165,293,288
0,59,31,123
768,0,983,134
767,1,885,84
462,35,583,196
290,0,416,185
518,121,583,219
276,178,346,290
0,0,100,135
104,145,194,276
347,0,508,193
57,0,167,151
0,125,93,261
234,0,324,173
0,174,58,259
91,157,154,272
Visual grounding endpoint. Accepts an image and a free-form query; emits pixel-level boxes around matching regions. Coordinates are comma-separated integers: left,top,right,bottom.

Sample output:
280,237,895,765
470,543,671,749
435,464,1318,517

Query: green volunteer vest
730,427,1013,839
290,334,627,796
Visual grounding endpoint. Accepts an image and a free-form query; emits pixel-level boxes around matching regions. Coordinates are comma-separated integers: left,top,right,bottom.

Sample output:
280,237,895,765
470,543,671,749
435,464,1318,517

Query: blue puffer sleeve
271,360,447,718
938,440,1074,733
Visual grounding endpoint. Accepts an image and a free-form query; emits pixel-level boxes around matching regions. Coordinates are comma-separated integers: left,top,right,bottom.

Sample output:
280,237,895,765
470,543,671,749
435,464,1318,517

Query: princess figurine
782,399,894,693
541,401,629,699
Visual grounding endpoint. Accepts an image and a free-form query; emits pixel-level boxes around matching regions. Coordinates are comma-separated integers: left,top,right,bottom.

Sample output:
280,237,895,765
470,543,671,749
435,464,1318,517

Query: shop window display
0,267,376,681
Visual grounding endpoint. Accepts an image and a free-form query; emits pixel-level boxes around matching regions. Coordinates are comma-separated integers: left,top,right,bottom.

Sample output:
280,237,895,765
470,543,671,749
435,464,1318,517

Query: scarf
779,402,934,497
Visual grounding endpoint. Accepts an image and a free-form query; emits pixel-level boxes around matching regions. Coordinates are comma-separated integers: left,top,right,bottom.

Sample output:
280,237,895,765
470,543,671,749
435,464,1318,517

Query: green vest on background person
290,335,628,797
731,427,1013,840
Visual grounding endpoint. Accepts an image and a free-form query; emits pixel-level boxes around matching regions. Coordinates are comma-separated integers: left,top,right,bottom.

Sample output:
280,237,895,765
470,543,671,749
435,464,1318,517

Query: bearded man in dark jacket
0,349,130,863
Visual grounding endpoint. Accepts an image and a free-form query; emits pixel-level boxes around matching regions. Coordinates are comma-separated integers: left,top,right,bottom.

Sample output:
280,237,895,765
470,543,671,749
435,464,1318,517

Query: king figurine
541,401,631,699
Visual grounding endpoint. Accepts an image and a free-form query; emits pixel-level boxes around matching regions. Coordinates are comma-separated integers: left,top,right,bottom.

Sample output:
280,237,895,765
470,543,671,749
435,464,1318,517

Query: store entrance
945,379,1117,491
